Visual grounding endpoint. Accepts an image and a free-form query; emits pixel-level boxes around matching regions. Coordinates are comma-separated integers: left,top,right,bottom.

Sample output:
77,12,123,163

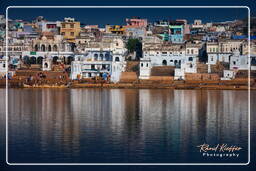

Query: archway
44,62,48,68
37,56,43,64
53,45,58,51
23,56,30,64
162,60,167,66
30,56,37,64
115,56,120,62
94,54,98,61
48,45,52,52
41,44,46,52
67,56,74,65
174,60,178,66
53,56,58,64
35,44,39,51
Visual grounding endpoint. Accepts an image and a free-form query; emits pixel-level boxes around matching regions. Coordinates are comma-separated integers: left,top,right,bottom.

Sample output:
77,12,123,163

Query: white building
139,59,152,79
221,70,235,80
71,49,127,83
0,58,6,77
139,43,199,80
229,50,248,70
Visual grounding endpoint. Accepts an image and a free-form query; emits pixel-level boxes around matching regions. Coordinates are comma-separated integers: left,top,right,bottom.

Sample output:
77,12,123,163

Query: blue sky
0,0,255,27
7,7,248,27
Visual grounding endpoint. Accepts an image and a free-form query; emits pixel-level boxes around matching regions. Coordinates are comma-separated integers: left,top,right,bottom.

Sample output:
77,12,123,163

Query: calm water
1,89,251,163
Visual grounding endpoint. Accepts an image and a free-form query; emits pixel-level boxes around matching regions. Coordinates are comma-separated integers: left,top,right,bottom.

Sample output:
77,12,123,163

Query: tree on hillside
126,38,142,60
199,50,208,63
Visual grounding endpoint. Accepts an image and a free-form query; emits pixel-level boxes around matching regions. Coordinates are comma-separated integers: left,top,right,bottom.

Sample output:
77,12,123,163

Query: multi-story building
206,39,244,66
139,42,199,79
126,17,147,28
60,17,80,42
71,49,127,82
105,25,125,35
169,24,184,43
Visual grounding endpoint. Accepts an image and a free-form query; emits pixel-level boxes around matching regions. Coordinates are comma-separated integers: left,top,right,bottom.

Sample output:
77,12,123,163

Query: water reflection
7,89,248,163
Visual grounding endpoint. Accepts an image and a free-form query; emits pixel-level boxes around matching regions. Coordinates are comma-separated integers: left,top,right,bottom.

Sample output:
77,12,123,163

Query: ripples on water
0,89,251,163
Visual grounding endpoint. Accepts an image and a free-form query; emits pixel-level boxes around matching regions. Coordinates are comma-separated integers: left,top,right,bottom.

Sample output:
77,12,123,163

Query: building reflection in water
7,89,248,163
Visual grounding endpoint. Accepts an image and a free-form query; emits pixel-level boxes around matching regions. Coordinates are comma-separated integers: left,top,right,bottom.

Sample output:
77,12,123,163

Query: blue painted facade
169,25,184,43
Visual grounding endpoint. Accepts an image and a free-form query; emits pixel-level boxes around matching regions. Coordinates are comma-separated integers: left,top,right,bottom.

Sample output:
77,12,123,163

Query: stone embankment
0,70,255,90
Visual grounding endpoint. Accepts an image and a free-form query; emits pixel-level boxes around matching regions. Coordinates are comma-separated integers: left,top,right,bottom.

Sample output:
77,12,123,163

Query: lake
0,89,251,163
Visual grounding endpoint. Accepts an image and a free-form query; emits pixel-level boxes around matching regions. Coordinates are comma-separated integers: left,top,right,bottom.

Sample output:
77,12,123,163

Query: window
162,52,167,54
61,32,65,36
162,60,167,66
191,49,194,54
94,54,98,60
62,24,65,28
115,57,120,62
91,65,95,70
141,63,143,67
146,63,148,67
170,60,173,62
70,24,74,28
188,57,193,61
70,32,74,36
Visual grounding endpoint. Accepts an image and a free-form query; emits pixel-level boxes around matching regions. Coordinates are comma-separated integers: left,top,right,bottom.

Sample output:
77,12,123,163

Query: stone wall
185,73,220,81
151,66,175,76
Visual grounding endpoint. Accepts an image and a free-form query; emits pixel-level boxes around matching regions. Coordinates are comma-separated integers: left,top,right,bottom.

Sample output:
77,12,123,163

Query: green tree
126,38,142,60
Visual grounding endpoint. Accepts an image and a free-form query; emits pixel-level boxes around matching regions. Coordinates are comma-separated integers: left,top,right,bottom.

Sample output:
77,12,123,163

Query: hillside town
0,15,256,89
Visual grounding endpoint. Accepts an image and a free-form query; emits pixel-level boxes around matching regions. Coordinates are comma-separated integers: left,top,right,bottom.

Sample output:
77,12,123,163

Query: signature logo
197,143,242,158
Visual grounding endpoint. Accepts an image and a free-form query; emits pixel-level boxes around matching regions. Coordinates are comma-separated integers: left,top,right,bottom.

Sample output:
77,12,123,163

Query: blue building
169,25,184,43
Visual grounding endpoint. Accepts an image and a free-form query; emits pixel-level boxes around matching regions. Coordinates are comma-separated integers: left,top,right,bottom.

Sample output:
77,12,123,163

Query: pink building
126,17,147,28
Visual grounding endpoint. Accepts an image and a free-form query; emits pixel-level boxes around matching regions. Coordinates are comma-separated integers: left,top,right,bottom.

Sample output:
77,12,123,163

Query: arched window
99,54,103,60
115,57,120,62
53,56,58,64
30,56,37,64
41,44,46,52
94,54,98,60
37,56,43,64
53,45,58,51
162,60,167,66
48,45,52,52
35,44,39,51
23,56,30,64
67,56,74,65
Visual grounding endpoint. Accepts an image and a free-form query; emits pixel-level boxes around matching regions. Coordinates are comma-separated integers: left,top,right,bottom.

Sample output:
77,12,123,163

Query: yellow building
105,25,125,35
60,18,81,42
